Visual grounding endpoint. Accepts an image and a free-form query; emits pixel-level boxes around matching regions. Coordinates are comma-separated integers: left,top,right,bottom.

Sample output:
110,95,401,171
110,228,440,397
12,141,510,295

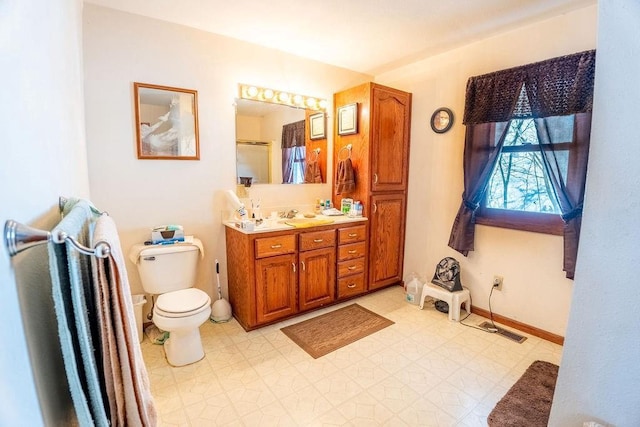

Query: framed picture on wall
337,103,358,135
134,82,200,160
309,112,326,140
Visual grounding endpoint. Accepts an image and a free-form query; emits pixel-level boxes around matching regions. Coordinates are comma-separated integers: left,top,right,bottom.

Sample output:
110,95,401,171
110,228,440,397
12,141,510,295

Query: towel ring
310,148,320,162
338,144,352,161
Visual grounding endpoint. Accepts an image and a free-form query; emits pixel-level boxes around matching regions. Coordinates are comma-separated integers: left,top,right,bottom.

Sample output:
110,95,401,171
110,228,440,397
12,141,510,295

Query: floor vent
479,321,527,343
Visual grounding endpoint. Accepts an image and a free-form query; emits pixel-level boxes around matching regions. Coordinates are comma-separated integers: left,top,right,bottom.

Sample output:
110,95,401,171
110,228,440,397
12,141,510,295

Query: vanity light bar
239,84,327,111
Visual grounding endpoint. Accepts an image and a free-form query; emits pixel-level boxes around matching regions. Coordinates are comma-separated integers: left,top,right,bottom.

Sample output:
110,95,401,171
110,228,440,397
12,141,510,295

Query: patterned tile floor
140,286,562,426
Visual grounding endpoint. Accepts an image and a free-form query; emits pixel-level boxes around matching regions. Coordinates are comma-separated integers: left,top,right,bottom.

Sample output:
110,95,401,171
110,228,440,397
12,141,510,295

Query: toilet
135,239,211,366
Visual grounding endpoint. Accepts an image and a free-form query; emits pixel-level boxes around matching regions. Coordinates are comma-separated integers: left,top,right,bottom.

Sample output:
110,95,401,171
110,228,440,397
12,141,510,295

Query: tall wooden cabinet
333,82,411,291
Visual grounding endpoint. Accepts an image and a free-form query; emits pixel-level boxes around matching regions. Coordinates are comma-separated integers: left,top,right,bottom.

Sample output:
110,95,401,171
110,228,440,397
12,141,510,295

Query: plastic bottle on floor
405,273,421,305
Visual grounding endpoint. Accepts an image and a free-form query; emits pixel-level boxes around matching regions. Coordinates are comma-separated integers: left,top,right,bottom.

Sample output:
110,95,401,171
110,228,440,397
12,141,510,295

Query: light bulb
263,89,274,99
306,97,317,108
293,94,303,105
278,92,290,103
319,99,328,110
247,86,258,97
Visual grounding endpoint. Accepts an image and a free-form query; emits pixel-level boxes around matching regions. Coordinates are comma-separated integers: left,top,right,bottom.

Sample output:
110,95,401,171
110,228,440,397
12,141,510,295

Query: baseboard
471,306,564,346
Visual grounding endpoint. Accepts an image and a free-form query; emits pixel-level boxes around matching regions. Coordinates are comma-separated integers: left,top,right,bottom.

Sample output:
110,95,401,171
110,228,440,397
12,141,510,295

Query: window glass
485,119,569,214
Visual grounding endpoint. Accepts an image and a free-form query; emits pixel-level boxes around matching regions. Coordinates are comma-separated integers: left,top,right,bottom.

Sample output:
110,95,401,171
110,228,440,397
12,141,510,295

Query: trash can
132,294,147,343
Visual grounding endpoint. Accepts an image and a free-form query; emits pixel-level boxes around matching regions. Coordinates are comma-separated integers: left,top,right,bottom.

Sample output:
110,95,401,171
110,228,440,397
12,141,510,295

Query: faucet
281,209,298,219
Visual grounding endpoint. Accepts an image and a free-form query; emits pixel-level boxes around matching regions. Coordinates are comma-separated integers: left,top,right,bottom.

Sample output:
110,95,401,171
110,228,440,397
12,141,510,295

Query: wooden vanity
224,218,368,330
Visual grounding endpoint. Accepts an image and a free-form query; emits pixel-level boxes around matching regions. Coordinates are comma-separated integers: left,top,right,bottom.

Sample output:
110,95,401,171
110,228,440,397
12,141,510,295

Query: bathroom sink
279,218,335,228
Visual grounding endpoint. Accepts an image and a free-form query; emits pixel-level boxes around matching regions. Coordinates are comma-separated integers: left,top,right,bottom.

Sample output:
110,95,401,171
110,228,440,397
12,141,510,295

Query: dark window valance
463,50,596,125
281,120,306,148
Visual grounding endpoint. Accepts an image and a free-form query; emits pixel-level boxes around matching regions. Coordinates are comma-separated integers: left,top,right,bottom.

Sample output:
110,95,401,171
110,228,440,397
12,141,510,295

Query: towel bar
4,219,111,258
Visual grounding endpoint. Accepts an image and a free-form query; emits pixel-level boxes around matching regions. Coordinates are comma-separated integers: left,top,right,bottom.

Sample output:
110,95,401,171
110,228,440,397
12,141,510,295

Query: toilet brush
211,259,232,323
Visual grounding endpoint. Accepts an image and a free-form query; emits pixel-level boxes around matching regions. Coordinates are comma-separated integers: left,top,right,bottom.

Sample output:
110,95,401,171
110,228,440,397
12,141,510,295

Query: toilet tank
136,243,200,294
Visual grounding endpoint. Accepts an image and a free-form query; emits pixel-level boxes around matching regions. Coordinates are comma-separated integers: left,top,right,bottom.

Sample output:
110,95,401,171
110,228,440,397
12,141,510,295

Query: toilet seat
155,288,211,318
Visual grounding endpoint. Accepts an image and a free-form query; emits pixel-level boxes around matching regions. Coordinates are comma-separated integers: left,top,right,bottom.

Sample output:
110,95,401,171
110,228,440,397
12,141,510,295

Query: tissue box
151,226,185,244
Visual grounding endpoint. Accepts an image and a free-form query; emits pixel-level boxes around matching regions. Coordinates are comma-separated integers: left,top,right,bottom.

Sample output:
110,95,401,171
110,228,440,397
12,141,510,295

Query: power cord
459,285,499,333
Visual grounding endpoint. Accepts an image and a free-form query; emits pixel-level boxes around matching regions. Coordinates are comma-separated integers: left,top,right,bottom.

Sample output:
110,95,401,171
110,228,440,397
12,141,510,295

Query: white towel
128,236,204,265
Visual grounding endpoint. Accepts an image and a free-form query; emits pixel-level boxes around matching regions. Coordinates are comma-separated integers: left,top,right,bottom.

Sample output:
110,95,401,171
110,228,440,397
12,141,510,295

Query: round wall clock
430,108,454,134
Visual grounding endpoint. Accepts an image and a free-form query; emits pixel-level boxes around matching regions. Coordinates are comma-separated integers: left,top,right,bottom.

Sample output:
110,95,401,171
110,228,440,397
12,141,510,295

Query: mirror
134,82,199,160
235,98,327,184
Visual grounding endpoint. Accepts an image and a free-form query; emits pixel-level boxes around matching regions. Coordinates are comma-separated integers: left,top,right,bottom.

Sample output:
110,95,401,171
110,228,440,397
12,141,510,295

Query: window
282,146,306,184
447,50,595,278
476,116,574,235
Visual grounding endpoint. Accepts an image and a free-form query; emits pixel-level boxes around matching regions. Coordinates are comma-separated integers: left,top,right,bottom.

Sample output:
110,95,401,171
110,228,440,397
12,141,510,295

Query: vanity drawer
338,225,367,244
338,258,366,277
299,229,336,252
338,274,365,298
337,242,366,261
255,235,296,258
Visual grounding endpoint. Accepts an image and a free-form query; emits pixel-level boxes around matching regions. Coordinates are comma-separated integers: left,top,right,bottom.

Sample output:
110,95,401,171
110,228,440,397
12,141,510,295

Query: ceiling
85,0,595,75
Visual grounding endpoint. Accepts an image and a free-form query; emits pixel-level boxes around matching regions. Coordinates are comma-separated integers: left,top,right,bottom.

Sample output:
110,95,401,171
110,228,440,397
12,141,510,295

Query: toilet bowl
132,238,211,366
153,288,211,366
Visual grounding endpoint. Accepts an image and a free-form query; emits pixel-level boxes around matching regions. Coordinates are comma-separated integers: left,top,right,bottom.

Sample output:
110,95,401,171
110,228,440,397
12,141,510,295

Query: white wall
376,5,597,336
0,0,88,424
82,5,370,310
549,1,640,425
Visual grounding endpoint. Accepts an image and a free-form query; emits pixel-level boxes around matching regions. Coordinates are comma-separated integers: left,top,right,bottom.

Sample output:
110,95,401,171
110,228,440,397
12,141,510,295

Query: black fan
431,257,463,292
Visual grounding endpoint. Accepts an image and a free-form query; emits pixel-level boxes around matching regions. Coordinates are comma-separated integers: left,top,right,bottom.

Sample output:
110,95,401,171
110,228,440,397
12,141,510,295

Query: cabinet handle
347,283,357,289
348,265,357,271
373,203,377,214
301,261,306,271
348,250,357,254
348,233,357,238
270,244,282,249
313,239,323,243
292,263,296,273
373,173,378,184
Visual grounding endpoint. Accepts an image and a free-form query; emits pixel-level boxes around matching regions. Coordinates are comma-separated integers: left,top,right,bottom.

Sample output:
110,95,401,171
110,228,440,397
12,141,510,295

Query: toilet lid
155,288,210,315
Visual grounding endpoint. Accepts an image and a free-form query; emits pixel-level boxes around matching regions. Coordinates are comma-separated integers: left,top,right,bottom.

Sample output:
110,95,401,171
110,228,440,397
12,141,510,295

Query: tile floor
140,286,562,426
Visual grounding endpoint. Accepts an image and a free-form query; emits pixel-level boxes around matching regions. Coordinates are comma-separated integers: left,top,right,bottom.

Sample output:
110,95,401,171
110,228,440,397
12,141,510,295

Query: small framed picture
338,103,358,135
309,112,326,140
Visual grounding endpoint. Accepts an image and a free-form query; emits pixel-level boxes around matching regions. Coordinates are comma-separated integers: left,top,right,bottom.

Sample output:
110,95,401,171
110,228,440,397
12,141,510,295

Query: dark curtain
281,120,306,183
534,112,592,278
447,122,510,255
449,50,595,278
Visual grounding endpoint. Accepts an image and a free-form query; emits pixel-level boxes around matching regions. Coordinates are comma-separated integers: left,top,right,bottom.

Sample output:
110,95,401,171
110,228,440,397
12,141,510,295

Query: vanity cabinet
333,82,411,291
298,230,336,311
336,224,367,298
254,234,297,324
255,253,297,324
225,220,366,331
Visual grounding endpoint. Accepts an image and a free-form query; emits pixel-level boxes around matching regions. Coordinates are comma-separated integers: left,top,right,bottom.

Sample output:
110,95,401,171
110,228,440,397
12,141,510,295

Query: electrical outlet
493,275,503,291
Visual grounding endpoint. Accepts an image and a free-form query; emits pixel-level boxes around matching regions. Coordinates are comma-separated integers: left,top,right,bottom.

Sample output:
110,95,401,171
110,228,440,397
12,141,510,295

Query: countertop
223,215,367,234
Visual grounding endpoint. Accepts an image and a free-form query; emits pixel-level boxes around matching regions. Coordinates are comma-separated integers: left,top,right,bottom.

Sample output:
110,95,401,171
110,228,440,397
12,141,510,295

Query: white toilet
135,239,211,366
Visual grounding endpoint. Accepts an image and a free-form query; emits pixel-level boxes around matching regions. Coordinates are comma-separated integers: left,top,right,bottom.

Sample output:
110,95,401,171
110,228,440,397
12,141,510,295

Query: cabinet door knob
301,261,306,271
348,233,357,238
373,203,377,214
348,265,357,271
348,249,357,254
271,244,282,249
292,263,296,273
313,239,323,243
347,283,357,289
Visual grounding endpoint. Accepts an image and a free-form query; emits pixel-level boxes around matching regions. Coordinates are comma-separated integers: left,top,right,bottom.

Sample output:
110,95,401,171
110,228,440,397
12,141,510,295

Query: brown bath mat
281,304,394,359
488,360,559,426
